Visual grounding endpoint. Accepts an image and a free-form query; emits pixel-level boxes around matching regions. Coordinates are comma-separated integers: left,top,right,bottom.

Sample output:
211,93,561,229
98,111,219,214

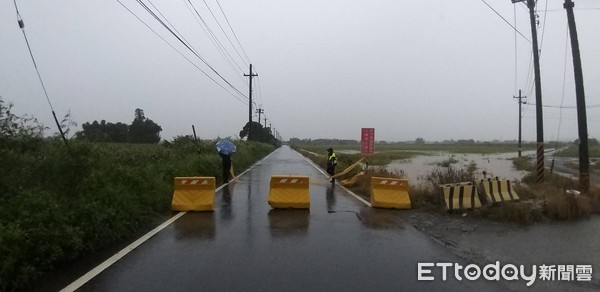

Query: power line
132,0,248,100
13,1,54,113
180,0,246,85
215,0,251,64
116,0,248,104
201,0,249,68
184,0,245,74
13,0,68,146
527,103,600,109
480,0,531,44
553,28,571,156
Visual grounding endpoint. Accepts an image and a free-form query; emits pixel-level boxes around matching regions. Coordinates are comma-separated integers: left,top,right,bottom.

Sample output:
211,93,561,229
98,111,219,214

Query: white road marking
296,148,372,207
61,148,281,291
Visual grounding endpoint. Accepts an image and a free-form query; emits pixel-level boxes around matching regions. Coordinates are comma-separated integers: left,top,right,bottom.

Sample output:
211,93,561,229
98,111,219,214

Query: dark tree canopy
129,117,162,144
239,121,280,146
76,120,128,143
75,108,162,143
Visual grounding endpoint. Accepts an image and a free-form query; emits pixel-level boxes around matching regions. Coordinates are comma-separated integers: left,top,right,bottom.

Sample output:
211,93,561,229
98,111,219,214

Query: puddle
387,151,533,185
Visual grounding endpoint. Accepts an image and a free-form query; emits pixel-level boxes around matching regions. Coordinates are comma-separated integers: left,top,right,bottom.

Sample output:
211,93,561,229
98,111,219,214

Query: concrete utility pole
563,0,590,192
256,108,264,127
244,64,258,141
512,0,544,183
514,89,527,157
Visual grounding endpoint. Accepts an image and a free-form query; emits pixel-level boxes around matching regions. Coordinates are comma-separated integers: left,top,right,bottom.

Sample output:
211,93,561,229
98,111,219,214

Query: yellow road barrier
480,177,520,204
370,177,411,209
440,182,483,211
171,177,216,211
268,175,310,209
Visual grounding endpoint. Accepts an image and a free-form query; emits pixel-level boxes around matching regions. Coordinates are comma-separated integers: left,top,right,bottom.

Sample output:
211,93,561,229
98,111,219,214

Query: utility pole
514,90,527,157
244,64,258,141
512,0,544,183
563,0,589,192
256,108,264,127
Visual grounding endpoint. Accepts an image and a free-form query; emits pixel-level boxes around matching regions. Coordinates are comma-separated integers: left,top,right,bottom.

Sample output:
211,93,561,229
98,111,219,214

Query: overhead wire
480,0,531,44
180,0,247,86
185,0,245,74
538,0,549,52
552,28,571,171
12,0,69,145
514,4,518,95
116,0,248,104
215,0,251,65
201,0,249,69
132,0,249,101
13,1,54,112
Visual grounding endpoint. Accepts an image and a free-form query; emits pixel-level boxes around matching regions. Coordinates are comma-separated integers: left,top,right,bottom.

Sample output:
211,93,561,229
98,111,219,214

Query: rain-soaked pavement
69,146,513,291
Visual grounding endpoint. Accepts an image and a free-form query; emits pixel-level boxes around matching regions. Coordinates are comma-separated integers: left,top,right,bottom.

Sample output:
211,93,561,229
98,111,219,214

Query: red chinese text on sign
361,128,375,155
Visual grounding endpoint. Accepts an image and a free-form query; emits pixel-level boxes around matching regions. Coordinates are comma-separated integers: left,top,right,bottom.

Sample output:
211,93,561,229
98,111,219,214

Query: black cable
13,1,54,112
13,0,69,146
134,0,249,100
185,0,245,74
149,0,245,85
180,0,247,85
481,0,531,44
116,0,248,104
215,0,251,64
201,0,249,68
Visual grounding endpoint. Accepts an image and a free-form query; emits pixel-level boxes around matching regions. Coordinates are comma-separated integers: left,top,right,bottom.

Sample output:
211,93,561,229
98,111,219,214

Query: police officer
326,147,337,183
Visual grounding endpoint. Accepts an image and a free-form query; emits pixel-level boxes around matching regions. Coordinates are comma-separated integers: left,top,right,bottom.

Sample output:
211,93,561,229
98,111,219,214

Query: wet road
75,146,504,291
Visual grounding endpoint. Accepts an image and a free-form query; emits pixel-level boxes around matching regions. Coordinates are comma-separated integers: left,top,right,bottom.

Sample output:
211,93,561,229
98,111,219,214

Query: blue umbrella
216,140,237,156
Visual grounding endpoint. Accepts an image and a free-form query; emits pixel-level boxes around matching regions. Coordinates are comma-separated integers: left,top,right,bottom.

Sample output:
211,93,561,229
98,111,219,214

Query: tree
75,108,162,143
239,121,280,146
76,120,128,142
128,109,162,143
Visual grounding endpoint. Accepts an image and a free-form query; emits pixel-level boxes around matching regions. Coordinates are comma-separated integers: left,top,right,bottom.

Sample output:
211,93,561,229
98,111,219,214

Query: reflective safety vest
328,152,337,164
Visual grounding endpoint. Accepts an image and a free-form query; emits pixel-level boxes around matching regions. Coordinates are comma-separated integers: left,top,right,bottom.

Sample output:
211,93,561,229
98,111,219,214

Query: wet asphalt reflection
78,146,504,291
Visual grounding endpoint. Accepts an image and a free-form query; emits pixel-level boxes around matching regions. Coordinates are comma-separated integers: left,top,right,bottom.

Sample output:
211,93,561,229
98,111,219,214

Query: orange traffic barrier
370,177,411,209
171,177,216,211
268,175,310,209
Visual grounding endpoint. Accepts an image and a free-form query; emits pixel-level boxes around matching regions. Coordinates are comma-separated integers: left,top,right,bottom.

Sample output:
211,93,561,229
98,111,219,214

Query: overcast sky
1,0,599,142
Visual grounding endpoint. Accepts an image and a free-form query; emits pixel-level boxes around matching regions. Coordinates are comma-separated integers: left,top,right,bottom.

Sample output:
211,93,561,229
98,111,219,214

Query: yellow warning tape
332,157,366,179
312,157,366,185
341,171,365,186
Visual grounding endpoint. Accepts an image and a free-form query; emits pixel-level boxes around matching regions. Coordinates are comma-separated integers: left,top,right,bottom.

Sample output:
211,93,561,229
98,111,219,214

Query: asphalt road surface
69,146,506,291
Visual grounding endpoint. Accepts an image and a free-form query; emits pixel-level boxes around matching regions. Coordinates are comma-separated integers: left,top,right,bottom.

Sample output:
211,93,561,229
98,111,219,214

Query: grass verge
0,137,274,291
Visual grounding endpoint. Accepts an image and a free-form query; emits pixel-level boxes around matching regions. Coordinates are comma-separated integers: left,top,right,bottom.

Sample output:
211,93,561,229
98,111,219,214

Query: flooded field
387,151,534,185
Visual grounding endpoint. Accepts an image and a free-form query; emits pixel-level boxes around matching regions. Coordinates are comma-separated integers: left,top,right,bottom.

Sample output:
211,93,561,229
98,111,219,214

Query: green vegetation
239,121,281,147
75,108,162,143
0,98,275,291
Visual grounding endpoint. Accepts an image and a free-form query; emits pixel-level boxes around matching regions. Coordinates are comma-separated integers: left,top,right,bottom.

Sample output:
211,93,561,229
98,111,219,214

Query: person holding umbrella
216,140,236,183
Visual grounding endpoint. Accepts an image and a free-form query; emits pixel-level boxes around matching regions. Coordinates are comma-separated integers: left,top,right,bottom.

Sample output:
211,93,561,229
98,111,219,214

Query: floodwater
387,151,535,185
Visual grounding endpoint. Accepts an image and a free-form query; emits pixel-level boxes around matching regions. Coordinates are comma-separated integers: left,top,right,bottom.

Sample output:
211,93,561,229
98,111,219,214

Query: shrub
0,135,273,290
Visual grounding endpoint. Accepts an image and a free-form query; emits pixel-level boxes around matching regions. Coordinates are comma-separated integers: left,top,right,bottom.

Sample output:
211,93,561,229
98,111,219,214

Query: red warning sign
361,128,375,155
